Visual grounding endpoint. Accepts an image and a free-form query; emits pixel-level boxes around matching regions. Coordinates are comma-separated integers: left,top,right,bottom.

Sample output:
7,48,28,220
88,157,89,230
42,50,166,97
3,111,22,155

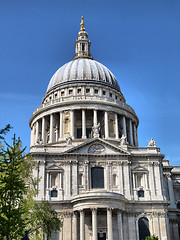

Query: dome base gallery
29,17,180,240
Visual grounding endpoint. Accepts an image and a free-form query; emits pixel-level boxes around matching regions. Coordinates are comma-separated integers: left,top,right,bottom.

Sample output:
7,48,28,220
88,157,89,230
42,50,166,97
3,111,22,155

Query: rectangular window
82,43,85,51
103,90,106,96
91,167,104,188
61,91,64,96
94,89,98,94
110,93,112,98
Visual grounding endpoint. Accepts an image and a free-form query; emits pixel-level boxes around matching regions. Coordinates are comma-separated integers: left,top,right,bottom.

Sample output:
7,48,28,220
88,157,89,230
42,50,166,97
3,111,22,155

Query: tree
145,235,159,240
0,129,62,239
0,135,28,239
0,124,12,140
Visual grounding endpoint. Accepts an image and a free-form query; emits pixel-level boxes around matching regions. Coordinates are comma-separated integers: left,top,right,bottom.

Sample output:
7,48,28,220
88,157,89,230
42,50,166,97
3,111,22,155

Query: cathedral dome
46,58,121,93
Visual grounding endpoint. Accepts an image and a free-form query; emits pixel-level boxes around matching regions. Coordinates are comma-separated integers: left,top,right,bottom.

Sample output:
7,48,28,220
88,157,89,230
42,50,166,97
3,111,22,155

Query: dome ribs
94,60,106,82
91,60,100,81
78,59,84,80
46,59,121,93
70,59,79,80
62,61,73,82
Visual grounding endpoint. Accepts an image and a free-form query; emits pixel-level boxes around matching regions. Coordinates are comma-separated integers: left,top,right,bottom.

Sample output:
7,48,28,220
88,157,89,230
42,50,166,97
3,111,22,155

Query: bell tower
73,16,93,60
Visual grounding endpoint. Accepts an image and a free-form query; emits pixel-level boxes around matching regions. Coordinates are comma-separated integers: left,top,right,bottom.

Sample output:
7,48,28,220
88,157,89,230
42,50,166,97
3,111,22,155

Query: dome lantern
73,16,93,60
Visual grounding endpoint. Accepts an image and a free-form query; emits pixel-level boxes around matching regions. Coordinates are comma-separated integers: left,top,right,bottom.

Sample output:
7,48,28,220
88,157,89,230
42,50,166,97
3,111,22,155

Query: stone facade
29,17,180,240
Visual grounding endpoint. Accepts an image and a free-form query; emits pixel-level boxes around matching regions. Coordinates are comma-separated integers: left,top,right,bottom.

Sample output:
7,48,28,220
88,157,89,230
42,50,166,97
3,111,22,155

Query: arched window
91,167,104,189
138,217,150,240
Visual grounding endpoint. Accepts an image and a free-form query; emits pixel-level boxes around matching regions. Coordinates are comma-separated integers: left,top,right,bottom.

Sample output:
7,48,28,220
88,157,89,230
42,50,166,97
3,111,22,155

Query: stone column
59,112,63,140
36,120,39,143
65,162,71,199
80,210,85,240
107,208,113,240
49,114,54,143
154,162,163,199
122,116,127,137
105,111,109,138
123,162,131,198
92,208,98,240
128,213,136,239
149,162,156,198
117,210,123,240
71,110,75,139
129,119,133,145
30,125,34,146
118,162,124,195
93,110,98,126
72,212,78,240
46,172,50,200
42,117,46,144
133,123,138,146
167,173,176,208
115,113,119,139
59,172,62,189
82,110,86,139
72,161,78,195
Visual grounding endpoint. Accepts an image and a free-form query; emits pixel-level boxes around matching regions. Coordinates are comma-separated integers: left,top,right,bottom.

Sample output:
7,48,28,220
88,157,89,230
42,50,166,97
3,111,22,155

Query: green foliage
145,235,159,240
30,201,62,240
0,135,28,239
0,130,62,239
0,124,12,140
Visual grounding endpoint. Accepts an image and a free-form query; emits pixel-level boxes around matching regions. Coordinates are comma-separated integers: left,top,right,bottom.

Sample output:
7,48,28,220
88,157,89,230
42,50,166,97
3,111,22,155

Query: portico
71,207,124,240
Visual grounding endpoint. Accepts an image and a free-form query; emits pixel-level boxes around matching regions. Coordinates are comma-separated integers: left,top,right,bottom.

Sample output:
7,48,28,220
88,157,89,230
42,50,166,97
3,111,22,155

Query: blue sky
0,0,180,165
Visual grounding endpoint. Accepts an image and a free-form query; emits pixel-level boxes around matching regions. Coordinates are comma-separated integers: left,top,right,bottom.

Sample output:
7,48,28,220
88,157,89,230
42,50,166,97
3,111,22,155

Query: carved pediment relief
88,144,105,154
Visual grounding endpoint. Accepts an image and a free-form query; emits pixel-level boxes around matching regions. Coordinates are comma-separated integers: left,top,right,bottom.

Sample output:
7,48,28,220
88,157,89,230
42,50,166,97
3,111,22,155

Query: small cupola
73,16,93,60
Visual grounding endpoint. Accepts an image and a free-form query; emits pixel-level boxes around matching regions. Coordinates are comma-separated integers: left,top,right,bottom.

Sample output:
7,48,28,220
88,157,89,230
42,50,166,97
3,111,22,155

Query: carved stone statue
148,138,156,147
120,134,127,146
92,123,100,138
66,136,72,145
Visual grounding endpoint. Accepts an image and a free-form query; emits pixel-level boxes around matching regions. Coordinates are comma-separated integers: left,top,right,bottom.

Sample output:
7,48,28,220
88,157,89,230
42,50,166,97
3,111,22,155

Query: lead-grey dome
47,58,121,93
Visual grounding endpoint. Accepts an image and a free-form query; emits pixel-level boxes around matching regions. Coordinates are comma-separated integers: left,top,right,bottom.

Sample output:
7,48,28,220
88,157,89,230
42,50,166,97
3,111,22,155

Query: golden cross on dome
80,16,85,31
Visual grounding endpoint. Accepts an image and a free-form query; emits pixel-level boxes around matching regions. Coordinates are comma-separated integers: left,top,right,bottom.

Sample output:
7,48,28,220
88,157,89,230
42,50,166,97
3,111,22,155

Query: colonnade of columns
73,208,123,240
31,109,138,146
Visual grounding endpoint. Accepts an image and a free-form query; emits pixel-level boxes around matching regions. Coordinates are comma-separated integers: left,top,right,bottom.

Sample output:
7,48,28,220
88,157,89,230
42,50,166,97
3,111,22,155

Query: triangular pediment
64,138,130,155
46,164,60,170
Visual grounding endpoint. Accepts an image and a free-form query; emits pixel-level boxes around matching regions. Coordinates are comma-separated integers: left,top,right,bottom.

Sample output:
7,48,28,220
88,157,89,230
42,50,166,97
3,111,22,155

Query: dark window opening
69,89,73,95
94,89,98,94
110,93,112,98
61,91,64,96
177,202,180,209
138,217,150,240
138,190,144,198
91,167,104,189
51,190,58,197
98,232,106,240
77,128,82,138
86,88,90,94
82,43,85,51
77,88,81,94
103,91,106,95
86,128,92,138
